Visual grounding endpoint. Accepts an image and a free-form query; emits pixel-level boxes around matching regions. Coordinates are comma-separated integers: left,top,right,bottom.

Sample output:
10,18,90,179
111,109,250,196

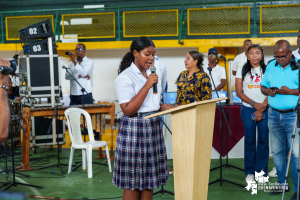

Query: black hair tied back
290,55,298,70
118,36,154,74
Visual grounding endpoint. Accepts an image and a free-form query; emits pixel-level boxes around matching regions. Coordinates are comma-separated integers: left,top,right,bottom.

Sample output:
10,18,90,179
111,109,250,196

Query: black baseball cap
208,48,218,55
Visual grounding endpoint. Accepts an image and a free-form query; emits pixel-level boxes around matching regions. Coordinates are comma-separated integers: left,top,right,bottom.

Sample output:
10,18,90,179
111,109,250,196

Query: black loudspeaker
23,38,57,55
30,117,65,146
19,19,53,40
19,55,60,98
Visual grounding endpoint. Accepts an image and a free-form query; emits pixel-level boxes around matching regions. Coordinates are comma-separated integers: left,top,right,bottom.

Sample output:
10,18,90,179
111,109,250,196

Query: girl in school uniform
113,36,174,200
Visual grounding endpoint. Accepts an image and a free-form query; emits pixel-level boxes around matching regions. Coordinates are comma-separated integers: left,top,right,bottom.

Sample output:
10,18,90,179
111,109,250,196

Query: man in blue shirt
261,40,299,200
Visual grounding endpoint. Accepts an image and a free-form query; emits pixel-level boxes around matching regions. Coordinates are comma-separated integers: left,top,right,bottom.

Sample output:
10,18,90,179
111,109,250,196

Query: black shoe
269,188,289,195
291,191,299,200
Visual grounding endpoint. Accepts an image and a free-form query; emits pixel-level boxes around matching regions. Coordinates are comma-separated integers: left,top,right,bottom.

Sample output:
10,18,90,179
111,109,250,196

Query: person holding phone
261,40,299,199
235,44,269,183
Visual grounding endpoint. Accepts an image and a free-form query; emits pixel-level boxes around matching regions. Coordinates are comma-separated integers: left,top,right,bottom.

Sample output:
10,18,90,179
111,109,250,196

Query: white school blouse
115,62,162,113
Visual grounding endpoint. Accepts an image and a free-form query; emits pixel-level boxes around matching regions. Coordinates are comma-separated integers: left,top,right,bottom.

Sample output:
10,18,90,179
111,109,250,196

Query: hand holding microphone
149,65,158,94
65,51,76,63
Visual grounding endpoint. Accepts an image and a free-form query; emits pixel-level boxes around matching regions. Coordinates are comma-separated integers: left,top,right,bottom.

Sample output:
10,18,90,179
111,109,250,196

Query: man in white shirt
232,39,252,76
292,30,300,59
154,55,167,94
65,43,94,105
204,48,226,91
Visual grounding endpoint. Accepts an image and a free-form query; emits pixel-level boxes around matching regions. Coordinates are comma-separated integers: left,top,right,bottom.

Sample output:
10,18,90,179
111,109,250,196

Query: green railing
0,0,297,45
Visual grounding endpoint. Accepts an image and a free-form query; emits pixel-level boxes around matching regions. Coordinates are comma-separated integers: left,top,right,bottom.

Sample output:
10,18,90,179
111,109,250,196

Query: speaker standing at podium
113,37,174,200
65,43,94,105
0,58,11,143
176,51,212,105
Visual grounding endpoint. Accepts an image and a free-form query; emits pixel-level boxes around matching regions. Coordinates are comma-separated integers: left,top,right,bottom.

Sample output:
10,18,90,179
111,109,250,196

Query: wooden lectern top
144,97,227,119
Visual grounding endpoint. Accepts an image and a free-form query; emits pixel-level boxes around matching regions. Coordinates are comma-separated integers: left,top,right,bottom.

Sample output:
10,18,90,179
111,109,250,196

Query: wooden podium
145,97,227,200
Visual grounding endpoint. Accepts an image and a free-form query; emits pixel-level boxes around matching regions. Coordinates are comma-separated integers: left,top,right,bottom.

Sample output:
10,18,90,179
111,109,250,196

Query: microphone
207,67,212,72
62,65,69,69
150,66,157,94
218,54,228,61
0,60,16,75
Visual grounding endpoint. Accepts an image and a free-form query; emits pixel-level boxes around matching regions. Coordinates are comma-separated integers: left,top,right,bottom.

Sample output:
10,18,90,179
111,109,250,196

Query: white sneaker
246,174,254,182
268,167,277,177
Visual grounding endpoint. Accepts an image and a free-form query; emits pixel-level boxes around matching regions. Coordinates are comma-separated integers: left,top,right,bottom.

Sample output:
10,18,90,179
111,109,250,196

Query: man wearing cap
204,48,226,91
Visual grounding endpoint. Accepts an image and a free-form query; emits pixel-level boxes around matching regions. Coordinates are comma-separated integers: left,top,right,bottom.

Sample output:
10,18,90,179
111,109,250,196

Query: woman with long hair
113,36,174,200
176,51,212,105
235,44,269,183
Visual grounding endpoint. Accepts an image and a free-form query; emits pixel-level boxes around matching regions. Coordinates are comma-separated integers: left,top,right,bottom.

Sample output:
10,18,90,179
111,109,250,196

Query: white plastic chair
64,108,112,178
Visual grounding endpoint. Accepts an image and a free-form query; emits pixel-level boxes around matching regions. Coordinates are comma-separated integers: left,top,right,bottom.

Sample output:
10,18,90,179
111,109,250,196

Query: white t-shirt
204,64,226,90
115,62,161,113
293,48,300,59
232,52,247,73
236,66,266,107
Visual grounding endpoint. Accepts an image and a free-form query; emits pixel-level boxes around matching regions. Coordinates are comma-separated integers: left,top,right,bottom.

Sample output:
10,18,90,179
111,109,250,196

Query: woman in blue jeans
235,44,269,183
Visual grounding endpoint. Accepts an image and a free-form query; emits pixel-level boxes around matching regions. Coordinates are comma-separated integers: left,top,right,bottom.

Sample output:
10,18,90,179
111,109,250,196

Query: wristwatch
249,101,255,108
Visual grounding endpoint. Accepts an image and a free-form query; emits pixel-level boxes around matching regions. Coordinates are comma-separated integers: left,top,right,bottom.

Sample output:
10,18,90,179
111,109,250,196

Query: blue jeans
241,105,269,177
268,107,299,192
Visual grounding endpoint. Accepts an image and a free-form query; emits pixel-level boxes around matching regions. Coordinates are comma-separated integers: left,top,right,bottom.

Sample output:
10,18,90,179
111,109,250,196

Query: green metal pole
117,7,121,41
252,0,257,38
1,14,3,43
178,4,184,44
54,11,61,42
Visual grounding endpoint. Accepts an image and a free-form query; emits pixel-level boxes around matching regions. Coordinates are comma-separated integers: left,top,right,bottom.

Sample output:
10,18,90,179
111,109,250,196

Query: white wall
61,47,198,114
2,45,297,115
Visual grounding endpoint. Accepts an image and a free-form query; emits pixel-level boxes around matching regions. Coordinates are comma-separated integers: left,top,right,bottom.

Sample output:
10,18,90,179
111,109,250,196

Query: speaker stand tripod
2,108,43,191
207,67,245,188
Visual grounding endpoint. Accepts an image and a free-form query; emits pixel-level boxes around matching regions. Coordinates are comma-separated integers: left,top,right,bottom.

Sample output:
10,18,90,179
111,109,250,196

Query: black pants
69,93,93,106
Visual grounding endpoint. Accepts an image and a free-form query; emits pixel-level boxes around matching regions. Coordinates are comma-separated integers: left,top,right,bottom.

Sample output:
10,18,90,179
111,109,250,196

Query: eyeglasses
208,54,216,58
273,51,290,60
74,48,84,51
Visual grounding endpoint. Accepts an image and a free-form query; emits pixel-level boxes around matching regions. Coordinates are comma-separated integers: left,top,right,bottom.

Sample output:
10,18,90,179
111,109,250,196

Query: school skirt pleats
112,115,169,190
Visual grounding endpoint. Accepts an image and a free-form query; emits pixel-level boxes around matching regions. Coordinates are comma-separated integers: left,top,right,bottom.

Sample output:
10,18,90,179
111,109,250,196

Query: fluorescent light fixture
71,18,93,25
84,5,105,9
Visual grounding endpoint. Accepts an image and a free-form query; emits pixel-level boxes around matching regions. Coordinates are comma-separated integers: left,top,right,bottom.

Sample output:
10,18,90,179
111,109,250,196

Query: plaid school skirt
112,115,169,190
